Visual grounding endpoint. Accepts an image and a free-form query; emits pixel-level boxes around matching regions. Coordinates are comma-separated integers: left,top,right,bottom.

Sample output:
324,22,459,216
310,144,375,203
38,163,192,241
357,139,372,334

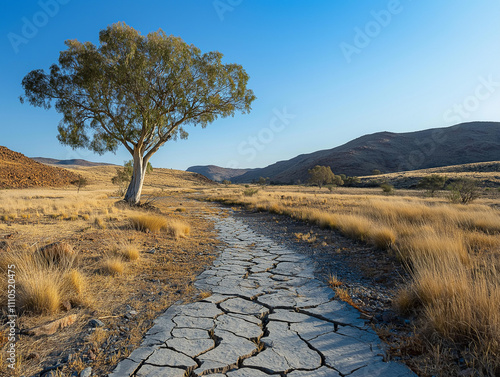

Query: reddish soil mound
0,146,80,188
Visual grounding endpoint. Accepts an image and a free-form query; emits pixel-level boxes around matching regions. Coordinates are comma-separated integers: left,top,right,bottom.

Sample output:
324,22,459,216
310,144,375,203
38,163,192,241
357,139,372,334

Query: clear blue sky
1,1,500,170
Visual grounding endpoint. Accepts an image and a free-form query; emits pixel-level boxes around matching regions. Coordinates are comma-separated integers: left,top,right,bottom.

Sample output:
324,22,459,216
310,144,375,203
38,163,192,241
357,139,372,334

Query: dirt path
109,212,416,377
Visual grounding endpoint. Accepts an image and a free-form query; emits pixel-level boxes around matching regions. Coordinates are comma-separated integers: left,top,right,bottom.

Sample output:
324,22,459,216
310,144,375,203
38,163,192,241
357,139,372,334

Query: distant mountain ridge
186,165,257,182
187,122,500,183
32,157,116,167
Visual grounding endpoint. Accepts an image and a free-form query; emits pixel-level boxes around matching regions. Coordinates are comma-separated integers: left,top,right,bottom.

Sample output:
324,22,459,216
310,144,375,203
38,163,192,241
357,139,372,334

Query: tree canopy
21,22,255,204
308,165,343,189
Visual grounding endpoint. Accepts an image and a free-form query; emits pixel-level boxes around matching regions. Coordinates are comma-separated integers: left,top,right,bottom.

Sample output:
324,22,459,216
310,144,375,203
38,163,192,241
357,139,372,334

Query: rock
26,314,78,336
88,318,105,328
80,367,92,377
61,300,72,311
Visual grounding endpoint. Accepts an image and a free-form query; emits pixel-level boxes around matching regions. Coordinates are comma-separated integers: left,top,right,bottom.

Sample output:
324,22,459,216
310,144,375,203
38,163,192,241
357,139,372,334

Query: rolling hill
32,157,116,167
188,122,500,183
0,146,80,188
186,165,257,182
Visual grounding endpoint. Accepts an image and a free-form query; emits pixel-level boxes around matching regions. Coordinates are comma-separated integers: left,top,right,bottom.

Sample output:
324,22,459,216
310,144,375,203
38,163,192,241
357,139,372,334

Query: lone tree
308,165,342,189
417,174,446,196
20,22,255,205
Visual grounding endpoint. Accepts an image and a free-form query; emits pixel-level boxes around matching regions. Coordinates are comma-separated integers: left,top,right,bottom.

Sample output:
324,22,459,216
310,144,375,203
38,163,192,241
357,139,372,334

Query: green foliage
380,182,394,195
243,188,259,197
308,165,343,189
222,179,231,185
258,177,269,186
344,176,361,186
447,178,479,204
70,176,88,192
371,169,382,175
20,22,255,204
417,174,446,196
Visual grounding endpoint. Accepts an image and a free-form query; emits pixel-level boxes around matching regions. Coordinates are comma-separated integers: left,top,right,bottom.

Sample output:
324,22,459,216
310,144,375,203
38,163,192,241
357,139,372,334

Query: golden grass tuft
166,220,191,240
18,273,62,314
121,245,140,261
328,274,342,288
64,269,85,296
130,214,168,232
102,257,125,275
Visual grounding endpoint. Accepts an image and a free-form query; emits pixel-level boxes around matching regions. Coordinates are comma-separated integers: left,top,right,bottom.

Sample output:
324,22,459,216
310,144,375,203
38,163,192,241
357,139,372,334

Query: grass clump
130,214,168,232
102,257,125,275
121,245,140,261
130,214,190,239
0,245,86,314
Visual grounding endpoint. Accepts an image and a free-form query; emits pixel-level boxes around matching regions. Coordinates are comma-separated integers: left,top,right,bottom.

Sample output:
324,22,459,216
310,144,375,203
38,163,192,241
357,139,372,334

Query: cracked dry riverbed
110,213,417,377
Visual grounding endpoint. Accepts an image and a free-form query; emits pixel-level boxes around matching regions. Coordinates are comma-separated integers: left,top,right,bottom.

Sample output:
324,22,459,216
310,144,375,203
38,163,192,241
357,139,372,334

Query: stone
244,321,321,372
88,318,104,328
195,330,257,375
220,297,269,316
79,367,92,377
146,348,197,368
287,366,340,376
108,358,140,377
309,332,380,375
166,337,215,357
135,364,186,377
26,314,78,336
227,368,273,376
215,314,263,339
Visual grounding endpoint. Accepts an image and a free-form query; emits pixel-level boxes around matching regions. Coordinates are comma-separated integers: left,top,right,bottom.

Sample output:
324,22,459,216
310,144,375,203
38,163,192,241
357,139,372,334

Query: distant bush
417,174,446,196
371,169,382,175
222,179,231,185
447,178,479,204
380,182,394,195
243,188,259,197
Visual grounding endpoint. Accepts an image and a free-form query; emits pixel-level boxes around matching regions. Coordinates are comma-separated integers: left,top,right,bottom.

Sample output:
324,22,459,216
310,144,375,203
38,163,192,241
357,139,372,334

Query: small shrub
447,178,479,204
243,188,259,197
380,182,394,195
175,207,186,212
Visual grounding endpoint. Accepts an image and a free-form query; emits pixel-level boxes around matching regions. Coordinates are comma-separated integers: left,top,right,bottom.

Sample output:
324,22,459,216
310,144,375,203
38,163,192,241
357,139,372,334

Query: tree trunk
124,150,148,205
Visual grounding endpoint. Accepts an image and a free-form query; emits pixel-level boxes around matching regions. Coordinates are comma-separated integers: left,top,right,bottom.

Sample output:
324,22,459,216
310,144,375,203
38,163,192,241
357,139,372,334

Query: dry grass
205,184,500,372
130,214,190,239
121,245,140,261
0,246,85,314
101,257,125,275
130,214,168,232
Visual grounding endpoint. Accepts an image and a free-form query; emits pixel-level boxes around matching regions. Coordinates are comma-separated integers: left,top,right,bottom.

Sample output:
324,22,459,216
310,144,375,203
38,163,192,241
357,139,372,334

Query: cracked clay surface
110,214,417,377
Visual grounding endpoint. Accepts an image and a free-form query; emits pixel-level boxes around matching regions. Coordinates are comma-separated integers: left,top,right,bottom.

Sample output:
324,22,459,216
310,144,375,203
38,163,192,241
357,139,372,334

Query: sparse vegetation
417,174,446,196
447,178,480,204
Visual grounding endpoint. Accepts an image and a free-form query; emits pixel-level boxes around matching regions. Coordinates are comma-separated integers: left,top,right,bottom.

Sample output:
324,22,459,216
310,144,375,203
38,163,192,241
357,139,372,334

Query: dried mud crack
110,211,417,376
